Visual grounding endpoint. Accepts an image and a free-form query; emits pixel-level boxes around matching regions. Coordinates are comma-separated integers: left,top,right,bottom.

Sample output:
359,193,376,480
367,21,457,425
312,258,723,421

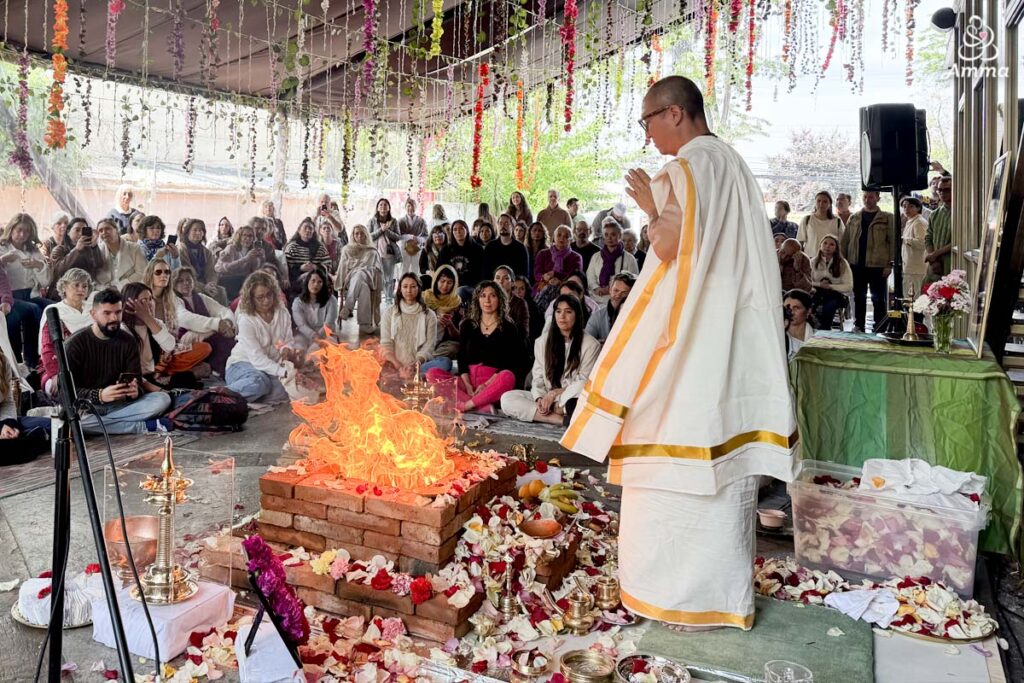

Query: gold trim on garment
636,158,697,397
621,590,754,629
608,430,799,461
586,390,629,418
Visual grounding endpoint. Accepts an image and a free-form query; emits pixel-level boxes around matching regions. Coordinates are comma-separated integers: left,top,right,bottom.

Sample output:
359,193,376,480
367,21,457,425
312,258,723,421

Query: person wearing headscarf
335,224,383,335
422,265,462,372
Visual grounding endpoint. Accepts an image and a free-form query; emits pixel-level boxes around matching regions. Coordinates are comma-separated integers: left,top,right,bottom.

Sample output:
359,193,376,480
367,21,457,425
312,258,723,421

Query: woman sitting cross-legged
171,267,237,377
0,348,49,465
501,295,600,424
380,273,438,379
178,218,228,305
291,267,338,355
422,265,463,371
425,280,526,414
122,281,206,390
143,259,212,379
39,268,94,397
335,224,383,335
225,271,300,404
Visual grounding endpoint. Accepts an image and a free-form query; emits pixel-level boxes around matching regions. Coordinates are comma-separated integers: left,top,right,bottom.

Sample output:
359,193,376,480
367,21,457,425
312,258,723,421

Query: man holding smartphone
63,288,171,434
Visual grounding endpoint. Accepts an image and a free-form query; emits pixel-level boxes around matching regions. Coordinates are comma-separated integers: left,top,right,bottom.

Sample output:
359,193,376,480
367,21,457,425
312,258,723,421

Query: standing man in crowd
925,175,952,286
571,220,600,269
841,190,895,332
770,201,798,239
567,197,580,225
315,193,348,246
537,189,574,239
835,192,853,227
107,184,144,235
590,202,631,242
563,75,795,632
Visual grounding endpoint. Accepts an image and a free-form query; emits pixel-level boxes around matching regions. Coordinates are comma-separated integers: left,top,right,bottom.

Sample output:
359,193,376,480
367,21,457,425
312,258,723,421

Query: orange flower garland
47,0,70,149
704,1,718,99
470,63,489,191
515,81,526,190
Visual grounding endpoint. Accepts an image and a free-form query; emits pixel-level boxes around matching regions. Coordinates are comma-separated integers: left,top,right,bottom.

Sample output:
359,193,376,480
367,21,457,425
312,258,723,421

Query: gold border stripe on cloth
608,430,798,461
621,590,754,629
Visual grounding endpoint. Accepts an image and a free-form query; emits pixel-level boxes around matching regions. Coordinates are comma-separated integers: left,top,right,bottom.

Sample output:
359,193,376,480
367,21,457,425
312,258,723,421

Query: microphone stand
45,308,134,682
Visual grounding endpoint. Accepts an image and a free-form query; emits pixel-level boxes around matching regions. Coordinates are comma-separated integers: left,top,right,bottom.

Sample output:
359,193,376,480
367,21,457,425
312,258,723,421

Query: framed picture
967,152,1011,356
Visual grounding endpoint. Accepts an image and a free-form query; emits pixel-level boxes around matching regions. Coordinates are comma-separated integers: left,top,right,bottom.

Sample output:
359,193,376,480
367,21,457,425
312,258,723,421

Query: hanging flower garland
781,0,793,65
340,109,354,207
524,100,542,192
820,0,841,79
429,0,444,57
704,0,718,99
881,0,891,55
745,0,755,111
46,0,70,150
470,62,489,190
652,33,663,84
81,77,93,147
183,96,197,173
560,0,578,132
405,128,415,191
247,110,258,202
444,65,455,121
120,104,133,176
169,0,185,82
359,0,378,107
905,0,920,86
106,0,125,70
300,115,311,189
9,52,32,178
514,81,525,190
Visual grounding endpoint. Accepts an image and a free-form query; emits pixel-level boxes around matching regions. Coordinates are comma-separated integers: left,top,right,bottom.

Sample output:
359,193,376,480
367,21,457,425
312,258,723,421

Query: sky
731,0,949,176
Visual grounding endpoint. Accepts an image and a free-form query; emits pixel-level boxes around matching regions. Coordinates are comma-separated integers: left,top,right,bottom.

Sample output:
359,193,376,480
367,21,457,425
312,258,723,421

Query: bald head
645,76,707,123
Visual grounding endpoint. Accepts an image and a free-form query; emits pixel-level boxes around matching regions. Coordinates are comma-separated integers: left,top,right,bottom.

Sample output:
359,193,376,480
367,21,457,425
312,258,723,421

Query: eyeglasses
254,292,275,301
153,269,170,276
638,105,675,133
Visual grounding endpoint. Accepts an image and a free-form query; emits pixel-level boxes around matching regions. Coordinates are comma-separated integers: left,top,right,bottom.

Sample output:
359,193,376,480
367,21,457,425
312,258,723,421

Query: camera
320,203,328,214
167,234,178,245
81,225,92,238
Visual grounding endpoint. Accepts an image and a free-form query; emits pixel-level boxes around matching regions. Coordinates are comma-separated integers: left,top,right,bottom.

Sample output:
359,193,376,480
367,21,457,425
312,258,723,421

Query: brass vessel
594,575,620,611
560,650,615,683
562,578,596,635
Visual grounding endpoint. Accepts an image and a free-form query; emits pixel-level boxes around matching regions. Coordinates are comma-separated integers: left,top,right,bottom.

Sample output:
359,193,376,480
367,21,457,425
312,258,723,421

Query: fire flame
288,343,455,490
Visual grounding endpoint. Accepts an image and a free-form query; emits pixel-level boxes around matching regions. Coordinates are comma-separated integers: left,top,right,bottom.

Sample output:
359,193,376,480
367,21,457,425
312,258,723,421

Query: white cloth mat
235,622,304,683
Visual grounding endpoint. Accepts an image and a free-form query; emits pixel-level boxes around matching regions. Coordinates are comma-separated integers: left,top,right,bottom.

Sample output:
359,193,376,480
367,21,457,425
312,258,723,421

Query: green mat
637,597,873,683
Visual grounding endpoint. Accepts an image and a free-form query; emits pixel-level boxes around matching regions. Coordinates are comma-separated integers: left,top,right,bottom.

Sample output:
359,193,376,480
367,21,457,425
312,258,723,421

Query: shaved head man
563,75,796,633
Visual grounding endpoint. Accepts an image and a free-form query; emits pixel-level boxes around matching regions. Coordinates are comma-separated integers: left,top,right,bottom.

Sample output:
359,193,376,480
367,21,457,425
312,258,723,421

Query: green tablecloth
790,330,1023,563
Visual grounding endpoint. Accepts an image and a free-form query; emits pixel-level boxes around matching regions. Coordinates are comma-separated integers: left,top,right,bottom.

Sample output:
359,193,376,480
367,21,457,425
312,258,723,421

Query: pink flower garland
560,0,578,132
9,52,32,178
242,535,310,647
360,0,378,106
106,0,125,70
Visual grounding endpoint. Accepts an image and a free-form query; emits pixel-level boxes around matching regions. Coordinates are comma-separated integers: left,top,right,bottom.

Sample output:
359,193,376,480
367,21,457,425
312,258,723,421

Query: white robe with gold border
560,135,798,628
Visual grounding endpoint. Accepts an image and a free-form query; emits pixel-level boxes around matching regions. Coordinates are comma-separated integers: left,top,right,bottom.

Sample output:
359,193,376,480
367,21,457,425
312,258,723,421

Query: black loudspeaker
860,104,927,190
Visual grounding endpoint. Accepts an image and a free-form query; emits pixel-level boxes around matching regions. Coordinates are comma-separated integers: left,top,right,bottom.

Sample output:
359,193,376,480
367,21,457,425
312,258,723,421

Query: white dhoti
618,477,758,629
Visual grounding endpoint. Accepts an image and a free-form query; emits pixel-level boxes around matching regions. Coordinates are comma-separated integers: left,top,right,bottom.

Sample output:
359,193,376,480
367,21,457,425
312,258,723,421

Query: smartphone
117,373,136,386
167,234,178,245
81,224,93,238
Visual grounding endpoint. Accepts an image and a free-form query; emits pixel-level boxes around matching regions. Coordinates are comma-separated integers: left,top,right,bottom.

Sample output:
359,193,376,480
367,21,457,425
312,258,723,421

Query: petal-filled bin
789,460,989,598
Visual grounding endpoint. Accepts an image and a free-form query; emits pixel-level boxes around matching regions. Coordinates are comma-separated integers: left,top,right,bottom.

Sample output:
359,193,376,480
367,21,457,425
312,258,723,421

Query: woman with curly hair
224,271,299,403
425,280,526,414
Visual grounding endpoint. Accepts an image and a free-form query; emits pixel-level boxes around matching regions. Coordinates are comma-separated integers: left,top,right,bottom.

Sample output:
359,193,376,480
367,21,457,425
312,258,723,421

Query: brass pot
103,515,160,581
595,575,620,611
560,650,616,683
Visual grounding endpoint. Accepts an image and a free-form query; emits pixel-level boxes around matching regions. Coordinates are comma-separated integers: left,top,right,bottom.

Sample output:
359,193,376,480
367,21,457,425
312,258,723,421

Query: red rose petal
84,563,101,575
38,570,52,579
516,461,528,476
185,654,203,666
471,661,488,673
103,670,119,680
631,659,650,674
534,461,549,473
37,585,52,599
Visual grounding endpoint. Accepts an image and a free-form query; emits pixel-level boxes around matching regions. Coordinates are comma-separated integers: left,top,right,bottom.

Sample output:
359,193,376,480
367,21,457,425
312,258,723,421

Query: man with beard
482,213,531,281
585,272,635,343
64,287,172,434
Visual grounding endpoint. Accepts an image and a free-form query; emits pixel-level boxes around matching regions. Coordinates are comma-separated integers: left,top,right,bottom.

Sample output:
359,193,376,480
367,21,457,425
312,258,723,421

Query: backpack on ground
166,387,249,432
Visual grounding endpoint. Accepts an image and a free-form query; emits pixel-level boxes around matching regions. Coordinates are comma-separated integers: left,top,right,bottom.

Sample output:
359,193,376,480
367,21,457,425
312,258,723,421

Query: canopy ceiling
4,0,693,125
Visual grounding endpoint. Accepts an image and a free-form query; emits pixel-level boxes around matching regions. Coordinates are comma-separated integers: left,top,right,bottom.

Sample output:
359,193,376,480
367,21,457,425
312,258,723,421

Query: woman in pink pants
426,280,526,413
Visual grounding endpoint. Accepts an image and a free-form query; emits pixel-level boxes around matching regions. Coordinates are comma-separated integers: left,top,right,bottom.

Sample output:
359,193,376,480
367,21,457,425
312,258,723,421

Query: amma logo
955,16,1008,77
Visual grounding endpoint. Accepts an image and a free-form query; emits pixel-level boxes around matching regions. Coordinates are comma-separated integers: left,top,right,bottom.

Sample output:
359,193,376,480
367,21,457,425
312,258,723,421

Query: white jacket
809,256,853,293
97,239,148,289
530,332,601,406
226,307,294,377
0,245,49,294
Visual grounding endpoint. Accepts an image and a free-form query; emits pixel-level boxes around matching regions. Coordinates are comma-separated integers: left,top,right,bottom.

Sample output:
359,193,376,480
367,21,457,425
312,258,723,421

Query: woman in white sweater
225,271,299,403
809,235,853,329
380,273,437,378
501,295,600,424
171,266,237,376
291,267,339,355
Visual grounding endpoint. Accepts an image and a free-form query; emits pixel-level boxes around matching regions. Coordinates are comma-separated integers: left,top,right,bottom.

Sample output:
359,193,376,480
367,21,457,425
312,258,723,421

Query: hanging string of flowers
704,0,718,99
781,0,793,66
881,0,891,55
905,0,920,86
299,114,311,189
819,0,841,80
524,100,541,191
82,78,93,147
745,0,755,111
247,110,258,201
169,0,185,82
652,33,663,84
359,0,378,107
341,109,353,207
120,102,133,176
183,96,197,173
444,65,455,121
470,62,489,190
46,0,70,150
514,81,526,190
106,0,125,70
78,0,88,56
429,0,444,57
9,52,32,178
560,0,578,132
406,128,415,191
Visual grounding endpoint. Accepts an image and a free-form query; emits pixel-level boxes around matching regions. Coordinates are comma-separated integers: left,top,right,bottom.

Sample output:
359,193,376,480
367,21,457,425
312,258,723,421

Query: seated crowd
0,188,649,460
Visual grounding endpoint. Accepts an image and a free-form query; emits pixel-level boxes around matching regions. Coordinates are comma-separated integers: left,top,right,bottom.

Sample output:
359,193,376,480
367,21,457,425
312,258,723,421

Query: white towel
858,459,986,512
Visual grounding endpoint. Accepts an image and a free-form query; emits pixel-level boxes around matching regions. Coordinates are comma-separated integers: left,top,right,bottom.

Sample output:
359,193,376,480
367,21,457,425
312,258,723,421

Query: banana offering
537,482,579,514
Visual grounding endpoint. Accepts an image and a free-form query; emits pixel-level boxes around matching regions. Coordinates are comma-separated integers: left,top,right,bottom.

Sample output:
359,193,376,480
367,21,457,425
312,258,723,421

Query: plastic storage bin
789,460,989,598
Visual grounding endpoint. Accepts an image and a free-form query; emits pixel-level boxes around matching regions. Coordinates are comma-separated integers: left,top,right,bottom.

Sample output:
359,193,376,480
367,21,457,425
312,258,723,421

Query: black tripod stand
44,307,134,682
874,184,910,336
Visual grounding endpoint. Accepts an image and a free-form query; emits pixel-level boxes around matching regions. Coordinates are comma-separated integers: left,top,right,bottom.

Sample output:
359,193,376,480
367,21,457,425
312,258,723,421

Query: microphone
46,306,64,345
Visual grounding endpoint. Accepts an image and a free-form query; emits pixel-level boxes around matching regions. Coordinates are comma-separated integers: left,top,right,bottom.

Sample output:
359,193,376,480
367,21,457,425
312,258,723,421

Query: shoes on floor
145,417,174,433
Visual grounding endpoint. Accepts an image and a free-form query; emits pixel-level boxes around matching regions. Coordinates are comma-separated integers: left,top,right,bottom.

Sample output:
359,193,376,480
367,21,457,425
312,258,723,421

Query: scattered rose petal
103,669,119,680
91,661,106,672
0,579,19,592
944,645,961,656
60,662,77,676
970,644,993,658
827,627,845,637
